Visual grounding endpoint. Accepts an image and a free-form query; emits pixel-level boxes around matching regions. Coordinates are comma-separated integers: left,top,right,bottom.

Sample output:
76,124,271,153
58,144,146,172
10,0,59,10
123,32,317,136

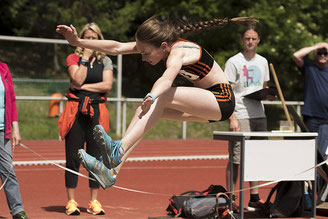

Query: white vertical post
296,104,301,132
59,99,64,115
122,100,127,137
116,55,122,136
182,121,187,140
59,98,64,140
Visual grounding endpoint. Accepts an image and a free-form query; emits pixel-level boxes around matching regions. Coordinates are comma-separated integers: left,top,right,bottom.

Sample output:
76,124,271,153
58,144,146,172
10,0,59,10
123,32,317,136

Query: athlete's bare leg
120,86,221,155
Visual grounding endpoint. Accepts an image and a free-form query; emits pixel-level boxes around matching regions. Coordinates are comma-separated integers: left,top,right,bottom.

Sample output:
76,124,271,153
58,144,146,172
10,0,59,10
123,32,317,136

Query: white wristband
144,93,156,104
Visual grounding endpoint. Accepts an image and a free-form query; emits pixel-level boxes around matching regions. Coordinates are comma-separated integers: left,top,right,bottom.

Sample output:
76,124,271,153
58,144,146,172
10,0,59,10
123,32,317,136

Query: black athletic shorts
207,83,235,122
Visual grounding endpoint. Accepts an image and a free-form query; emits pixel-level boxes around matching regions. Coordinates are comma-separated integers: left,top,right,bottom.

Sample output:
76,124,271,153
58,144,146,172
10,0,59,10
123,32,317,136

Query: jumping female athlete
56,16,258,189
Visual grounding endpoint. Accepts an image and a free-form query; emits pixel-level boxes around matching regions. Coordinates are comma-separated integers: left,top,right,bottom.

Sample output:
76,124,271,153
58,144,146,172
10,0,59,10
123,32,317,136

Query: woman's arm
68,49,94,85
139,50,183,118
70,69,113,93
11,121,21,147
6,65,19,122
149,52,183,98
68,64,87,86
6,66,20,145
56,25,138,55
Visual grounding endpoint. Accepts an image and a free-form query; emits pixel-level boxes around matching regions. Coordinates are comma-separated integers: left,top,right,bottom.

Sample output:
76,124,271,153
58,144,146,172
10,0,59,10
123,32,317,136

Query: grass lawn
13,81,284,140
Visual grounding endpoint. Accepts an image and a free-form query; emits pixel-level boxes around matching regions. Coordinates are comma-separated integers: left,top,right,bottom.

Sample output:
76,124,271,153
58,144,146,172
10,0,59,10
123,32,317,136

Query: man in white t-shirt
224,26,273,211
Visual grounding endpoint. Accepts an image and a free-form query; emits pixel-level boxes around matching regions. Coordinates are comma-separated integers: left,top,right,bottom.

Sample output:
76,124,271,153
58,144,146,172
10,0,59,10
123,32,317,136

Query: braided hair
135,16,259,47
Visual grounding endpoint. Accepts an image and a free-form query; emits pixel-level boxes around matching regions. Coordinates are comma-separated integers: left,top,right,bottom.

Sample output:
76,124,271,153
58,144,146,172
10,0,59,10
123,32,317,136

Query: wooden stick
317,167,328,183
269,63,294,129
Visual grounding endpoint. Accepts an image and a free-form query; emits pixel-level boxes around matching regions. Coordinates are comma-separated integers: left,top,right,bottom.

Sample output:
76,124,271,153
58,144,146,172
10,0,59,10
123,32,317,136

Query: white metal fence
2,35,306,139
1,35,125,136
16,96,305,139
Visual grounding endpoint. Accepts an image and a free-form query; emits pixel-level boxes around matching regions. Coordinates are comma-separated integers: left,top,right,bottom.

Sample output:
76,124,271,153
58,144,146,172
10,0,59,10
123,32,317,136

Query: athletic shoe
93,125,124,169
247,199,265,211
87,200,105,215
65,200,80,215
78,149,116,189
13,211,29,219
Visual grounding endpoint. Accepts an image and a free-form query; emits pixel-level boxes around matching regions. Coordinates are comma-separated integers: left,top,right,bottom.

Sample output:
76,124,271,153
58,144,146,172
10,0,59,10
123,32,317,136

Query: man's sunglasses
317,51,328,56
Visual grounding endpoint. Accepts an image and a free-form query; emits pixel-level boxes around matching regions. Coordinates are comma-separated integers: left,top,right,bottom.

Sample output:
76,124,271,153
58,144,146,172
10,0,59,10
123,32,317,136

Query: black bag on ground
261,181,307,217
166,190,204,217
166,185,233,218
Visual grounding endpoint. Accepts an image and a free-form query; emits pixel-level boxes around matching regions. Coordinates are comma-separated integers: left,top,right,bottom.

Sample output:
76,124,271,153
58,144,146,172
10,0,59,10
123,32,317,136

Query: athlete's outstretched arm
139,49,183,118
56,24,138,55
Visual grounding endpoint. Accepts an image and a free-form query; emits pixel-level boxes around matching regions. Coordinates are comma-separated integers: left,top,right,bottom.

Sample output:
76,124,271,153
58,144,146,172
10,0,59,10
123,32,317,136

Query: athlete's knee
156,89,175,105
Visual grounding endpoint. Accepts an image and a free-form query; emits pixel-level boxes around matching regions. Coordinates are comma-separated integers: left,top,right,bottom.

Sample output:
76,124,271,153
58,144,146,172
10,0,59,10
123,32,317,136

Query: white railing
1,35,124,137
2,35,305,139
16,96,304,139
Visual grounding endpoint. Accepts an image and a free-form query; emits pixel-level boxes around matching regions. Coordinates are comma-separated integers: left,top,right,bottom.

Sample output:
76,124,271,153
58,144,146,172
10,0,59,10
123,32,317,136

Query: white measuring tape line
19,143,94,181
0,145,16,191
112,185,169,196
11,143,328,198
227,159,328,194
18,143,168,196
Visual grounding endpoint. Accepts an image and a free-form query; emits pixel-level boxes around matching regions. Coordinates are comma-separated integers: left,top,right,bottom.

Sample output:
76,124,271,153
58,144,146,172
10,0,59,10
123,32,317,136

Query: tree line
0,0,327,100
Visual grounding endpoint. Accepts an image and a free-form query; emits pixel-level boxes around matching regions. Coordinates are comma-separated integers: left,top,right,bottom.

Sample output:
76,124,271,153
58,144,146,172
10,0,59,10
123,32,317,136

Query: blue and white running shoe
78,149,116,189
93,125,124,169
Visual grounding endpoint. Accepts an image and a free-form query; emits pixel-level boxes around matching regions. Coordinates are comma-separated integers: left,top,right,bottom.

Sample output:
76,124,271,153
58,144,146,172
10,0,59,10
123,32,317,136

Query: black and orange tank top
171,38,214,81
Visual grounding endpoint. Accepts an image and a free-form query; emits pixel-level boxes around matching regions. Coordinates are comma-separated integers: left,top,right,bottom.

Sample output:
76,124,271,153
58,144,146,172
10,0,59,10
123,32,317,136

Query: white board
244,139,315,181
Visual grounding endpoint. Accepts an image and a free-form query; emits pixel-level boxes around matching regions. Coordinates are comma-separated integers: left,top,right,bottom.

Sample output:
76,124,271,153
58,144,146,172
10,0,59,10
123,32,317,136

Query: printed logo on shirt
179,70,200,81
243,65,262,87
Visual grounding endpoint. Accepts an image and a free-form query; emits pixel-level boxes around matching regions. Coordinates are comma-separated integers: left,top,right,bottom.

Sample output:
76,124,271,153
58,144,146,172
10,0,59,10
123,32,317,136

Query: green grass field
13,81,285,140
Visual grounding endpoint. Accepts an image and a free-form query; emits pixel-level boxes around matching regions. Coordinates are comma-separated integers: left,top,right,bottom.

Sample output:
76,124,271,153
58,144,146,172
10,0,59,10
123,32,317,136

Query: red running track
0,140,327,219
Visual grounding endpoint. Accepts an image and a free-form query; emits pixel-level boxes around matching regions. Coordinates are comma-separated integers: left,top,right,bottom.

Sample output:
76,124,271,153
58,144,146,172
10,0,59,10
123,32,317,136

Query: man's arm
293,42,328,68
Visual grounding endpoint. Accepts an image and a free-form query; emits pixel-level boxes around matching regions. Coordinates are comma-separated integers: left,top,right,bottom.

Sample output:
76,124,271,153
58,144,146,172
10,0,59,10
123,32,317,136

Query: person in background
224,25,274,211
56,16,258,190
292,42,328,143
293,42,328,196
57,22,113,215
0,62,29,219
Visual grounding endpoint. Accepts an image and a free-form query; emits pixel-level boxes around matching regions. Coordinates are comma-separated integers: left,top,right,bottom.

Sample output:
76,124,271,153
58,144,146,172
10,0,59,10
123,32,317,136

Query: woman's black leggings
65,111,101,188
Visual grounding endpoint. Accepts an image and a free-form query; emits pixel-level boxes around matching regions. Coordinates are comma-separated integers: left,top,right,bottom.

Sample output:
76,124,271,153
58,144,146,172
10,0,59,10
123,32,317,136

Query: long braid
178,17,259,35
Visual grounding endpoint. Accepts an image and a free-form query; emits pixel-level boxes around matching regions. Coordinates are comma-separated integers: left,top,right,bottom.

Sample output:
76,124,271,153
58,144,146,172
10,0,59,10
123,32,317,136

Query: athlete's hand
138,98,153,119
56,24,80,46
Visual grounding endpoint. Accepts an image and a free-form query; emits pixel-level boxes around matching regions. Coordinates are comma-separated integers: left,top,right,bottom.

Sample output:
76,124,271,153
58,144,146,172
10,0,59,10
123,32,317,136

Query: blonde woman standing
57,22,113,215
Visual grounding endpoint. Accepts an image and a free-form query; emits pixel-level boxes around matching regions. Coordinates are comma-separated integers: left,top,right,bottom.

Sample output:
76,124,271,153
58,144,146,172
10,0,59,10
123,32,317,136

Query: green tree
1,0,328,99
238,0,328,100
